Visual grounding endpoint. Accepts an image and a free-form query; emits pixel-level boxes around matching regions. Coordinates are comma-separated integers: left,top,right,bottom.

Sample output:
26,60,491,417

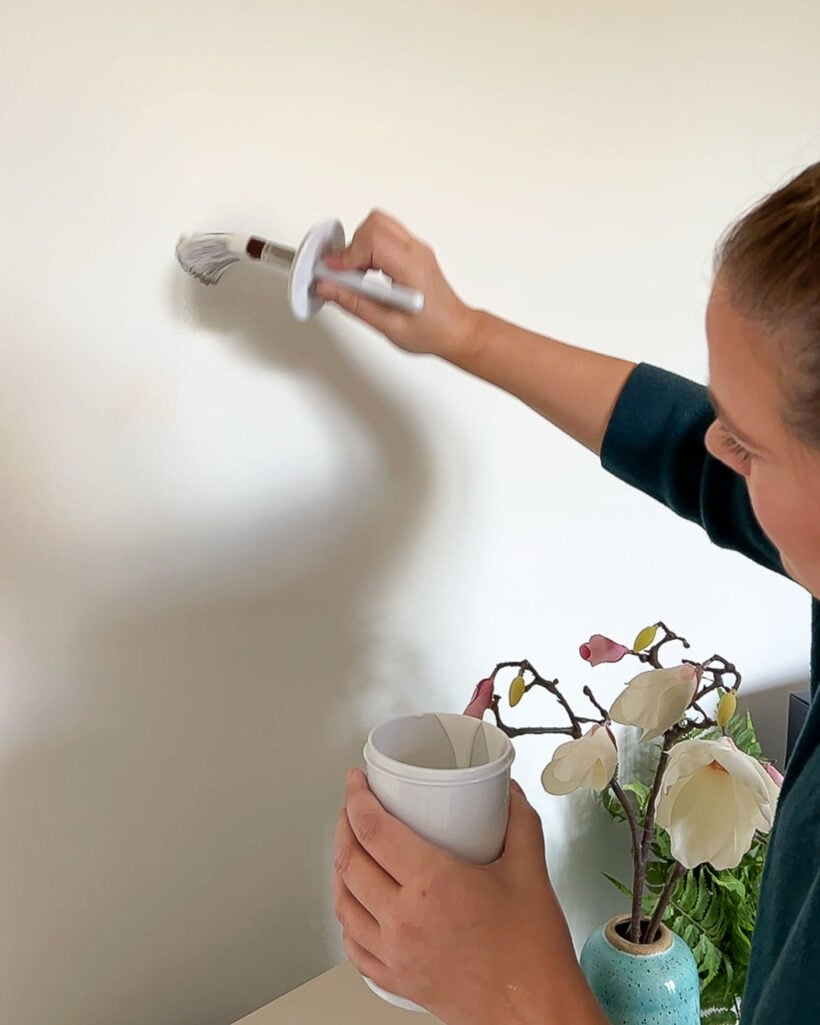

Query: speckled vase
580,914,700,1025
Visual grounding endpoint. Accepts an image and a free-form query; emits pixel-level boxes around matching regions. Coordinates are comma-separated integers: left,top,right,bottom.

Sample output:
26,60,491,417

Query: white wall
2,2,818,1023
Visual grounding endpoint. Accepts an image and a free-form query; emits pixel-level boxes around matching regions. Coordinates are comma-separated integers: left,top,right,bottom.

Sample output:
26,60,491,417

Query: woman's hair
714,161,820,446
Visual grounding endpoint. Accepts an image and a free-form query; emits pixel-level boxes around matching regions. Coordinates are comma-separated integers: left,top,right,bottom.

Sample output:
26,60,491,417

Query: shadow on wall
0,266,435,1025
554,786,635,951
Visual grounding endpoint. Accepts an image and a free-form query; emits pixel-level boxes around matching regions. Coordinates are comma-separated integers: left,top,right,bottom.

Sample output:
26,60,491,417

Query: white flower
541,725,618,795
656,737,779,870
610,665,698,742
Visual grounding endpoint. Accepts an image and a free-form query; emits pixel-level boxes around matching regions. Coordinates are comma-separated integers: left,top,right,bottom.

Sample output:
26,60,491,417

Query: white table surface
232,963,444,1025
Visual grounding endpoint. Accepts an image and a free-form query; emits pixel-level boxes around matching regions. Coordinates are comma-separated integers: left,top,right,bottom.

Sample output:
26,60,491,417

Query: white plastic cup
360,712,515,1013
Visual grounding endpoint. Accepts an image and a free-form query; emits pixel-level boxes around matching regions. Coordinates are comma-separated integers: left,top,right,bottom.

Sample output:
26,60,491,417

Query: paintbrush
175,219,425,322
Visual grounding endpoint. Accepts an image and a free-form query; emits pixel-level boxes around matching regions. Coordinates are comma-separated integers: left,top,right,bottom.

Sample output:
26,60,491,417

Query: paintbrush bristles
175,233,242,285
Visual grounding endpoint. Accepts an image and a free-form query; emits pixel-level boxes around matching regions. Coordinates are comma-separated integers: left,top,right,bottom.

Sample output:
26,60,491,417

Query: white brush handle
315,262,424,315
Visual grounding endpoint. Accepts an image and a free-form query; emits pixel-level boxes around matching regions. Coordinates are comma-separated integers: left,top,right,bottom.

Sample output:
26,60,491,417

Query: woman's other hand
333,769,609,1025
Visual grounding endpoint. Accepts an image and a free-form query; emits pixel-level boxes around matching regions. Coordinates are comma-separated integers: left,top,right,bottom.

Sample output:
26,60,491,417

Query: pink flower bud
579,634,630,667
764,761,784,788
464,677,494,718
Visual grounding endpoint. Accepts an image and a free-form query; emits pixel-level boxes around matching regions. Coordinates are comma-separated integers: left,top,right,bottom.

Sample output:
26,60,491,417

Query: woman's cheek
748,467,819,589
744,452,820,594
746,470,790,556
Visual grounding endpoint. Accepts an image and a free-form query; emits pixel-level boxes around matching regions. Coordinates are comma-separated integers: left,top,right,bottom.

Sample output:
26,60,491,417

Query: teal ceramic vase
580,915,700,1025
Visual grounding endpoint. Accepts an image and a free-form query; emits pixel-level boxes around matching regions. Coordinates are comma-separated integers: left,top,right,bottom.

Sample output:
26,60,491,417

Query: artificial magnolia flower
656,736,779,870
464,678,494,718
541,724,618,795
610,664,698,742
579,634,630,667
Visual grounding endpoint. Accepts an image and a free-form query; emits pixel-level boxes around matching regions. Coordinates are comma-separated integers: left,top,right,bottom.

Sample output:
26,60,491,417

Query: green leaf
601,787,627,823
700,1010,738,1025
702,890,724,932
681,871,698,911
602,872,633,899
724,709,763,758
652,826,672,860
693,932,722,989
694,872,711,920
730,930,752,962
701,975,734,1011
662,865,737,1004
645,860,669,888
712,875,746,898
623,780,652,815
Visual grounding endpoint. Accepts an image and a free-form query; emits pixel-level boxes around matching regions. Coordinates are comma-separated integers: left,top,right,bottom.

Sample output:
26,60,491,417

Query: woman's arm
453,310,636,455
316,210,635,456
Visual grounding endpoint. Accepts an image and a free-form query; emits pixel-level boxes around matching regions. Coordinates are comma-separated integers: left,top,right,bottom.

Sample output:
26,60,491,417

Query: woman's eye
718,424,753,463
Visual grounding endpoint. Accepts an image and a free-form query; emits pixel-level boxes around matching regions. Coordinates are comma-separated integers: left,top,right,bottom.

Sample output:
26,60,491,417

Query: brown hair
714,161,820,446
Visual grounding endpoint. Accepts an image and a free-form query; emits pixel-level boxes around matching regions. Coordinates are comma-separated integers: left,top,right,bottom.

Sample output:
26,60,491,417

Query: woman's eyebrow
706,388,768,453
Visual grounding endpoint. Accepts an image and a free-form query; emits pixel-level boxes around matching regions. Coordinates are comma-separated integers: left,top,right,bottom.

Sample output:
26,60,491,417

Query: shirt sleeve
600,362,784,576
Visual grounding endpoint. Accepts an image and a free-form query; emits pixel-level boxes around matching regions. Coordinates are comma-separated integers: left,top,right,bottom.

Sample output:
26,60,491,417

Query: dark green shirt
601,363,820,1025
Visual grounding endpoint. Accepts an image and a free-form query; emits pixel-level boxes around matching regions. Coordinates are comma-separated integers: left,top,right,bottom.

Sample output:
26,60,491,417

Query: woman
329,162,820,1025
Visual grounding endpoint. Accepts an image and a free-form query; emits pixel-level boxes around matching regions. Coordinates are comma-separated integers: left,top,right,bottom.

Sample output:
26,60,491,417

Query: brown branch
489,696,578,739
608,779,641,851
491,660,530,675
608,779,644,943
490,660,591,739
664,709,718,742
629,733,674,934
634,621,691,669
701,653,741,678
644,861,686,943
525,666,585,736
693,654,741,702
582,685,610,720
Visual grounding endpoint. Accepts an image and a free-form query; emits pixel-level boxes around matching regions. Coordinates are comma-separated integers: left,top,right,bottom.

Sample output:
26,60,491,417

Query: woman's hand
333,769,609,1025
316,210,480,361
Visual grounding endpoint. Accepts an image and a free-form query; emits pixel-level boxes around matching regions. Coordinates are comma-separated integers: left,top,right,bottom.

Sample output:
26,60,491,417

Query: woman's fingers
333,872,381,953
334,805,399,919
327,210,421,283
315,280,408,338
342,933,390,988
318,208,472,359
344,768,451,886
